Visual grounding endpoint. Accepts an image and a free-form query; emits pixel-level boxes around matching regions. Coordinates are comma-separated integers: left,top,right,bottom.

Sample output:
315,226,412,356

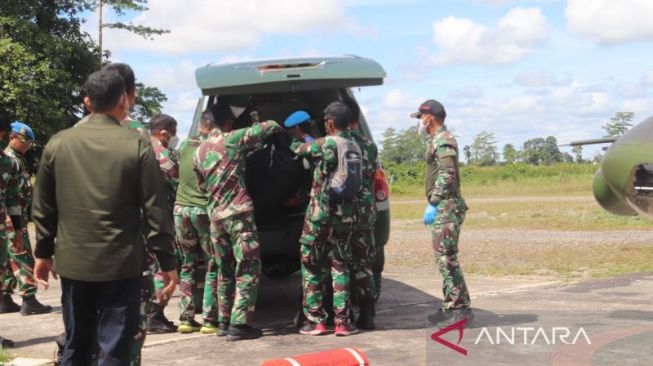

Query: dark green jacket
32,114,176,282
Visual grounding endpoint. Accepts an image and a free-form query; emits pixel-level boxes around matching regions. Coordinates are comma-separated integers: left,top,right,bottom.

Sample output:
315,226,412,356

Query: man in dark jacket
32,69,178,366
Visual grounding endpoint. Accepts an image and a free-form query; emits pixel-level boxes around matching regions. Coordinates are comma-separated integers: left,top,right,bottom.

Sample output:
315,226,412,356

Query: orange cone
261,348,369,366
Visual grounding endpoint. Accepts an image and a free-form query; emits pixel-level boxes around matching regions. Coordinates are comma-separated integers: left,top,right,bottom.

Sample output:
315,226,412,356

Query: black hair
149,113,177,133
84,70,126,113
210,102,234,128
323,101,352,130
102,63,136,94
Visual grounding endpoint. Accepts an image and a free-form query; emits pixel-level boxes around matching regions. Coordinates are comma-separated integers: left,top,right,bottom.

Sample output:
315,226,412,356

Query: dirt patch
385,219,653,279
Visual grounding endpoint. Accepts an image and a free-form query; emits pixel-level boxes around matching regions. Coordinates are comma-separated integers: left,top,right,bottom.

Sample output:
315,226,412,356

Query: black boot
356,299,376,330
147,304,176,333
0,293,20,314
225,325,262,341
20,296,53,316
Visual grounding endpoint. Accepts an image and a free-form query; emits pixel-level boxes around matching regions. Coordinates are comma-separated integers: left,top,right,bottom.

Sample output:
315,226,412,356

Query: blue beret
11,121,35,141
284,111,311,128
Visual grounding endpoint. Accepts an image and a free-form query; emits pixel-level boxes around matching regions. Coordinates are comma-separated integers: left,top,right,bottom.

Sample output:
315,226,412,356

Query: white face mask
168,135,180,149
418,120,429,136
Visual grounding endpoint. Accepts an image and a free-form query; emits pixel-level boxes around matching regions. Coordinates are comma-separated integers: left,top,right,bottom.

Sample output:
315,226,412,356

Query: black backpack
328,136,362,201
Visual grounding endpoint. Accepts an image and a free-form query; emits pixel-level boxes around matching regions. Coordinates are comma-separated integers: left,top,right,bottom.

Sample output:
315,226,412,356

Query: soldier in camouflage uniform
194,102,282,341
410,99,474,325
346,101,379,330
147,113,180,334
0,117,25,316
175,110,220,334
292,101,359,337
0,122,52,315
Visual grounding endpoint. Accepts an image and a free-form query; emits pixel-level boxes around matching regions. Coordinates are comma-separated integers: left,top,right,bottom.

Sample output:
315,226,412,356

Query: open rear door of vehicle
195,55,386,95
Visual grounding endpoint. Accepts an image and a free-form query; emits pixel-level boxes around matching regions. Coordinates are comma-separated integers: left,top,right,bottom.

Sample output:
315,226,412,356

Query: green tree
0,0,167,151
521,136,563,165
380,127,427,165
133,83,167,123
502,143,518,164
602,112,634,137
572,145,583,163
97,0,169,63
462,145,471,164
469,131,498,166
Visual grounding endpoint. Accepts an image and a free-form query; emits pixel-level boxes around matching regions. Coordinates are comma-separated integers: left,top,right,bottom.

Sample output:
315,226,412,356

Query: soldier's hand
160,269,179,301
34,257,58,290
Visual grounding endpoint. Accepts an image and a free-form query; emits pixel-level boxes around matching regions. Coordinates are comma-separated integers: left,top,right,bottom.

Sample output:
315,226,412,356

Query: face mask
418,120,429,136
168,135,180,149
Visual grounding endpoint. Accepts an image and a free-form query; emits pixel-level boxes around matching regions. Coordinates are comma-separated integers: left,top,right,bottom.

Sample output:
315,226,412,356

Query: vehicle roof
195,55,386,95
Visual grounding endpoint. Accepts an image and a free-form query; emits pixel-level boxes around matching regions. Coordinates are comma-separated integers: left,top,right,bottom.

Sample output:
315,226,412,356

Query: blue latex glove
423,204,438,225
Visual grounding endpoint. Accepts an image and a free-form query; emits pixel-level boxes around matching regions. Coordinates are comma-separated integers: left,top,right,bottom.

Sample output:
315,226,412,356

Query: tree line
381,112,634,166
0,0,167,161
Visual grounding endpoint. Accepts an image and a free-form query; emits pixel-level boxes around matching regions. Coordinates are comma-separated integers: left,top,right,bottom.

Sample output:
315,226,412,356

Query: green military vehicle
189,55,390,296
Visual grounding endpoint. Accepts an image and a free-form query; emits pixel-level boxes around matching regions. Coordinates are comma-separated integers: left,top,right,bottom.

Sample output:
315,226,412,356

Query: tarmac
1,271,651,365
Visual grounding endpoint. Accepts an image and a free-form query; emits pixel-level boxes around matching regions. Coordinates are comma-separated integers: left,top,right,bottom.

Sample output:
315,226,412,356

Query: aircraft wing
561,137,617,147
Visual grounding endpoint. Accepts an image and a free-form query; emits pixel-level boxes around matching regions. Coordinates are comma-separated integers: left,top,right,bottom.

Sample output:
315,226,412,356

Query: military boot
356,299,376,330
20,296,53,316
0,293,20,313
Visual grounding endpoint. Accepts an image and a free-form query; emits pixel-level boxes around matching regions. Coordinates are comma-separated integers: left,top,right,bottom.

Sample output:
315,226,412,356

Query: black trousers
60,276,140,366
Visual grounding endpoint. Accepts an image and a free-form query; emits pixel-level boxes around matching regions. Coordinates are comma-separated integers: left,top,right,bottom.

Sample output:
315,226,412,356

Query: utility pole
98,0,104,66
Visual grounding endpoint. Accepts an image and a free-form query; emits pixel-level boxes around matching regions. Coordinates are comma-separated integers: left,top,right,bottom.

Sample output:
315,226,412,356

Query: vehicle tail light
374,168,389,202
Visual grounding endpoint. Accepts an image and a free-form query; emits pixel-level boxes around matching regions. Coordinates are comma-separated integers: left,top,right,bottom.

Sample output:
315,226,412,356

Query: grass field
0,348,13,364
385,164,653,279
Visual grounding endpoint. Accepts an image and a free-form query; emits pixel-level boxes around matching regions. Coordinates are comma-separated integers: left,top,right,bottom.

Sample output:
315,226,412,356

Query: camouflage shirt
123,118,150,142
425,125,463,205
4,147,31,222
0,150,20,225
291,130,357,224
193,121,282,220
152,138,179,210
351,130,379,217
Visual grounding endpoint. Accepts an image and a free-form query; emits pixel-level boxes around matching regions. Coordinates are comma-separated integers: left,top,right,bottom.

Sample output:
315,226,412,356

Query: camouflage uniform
0,152,21,299
150,138,180,310
175,135,218,323
425,125,470,310
126,120,153,366
349,131,378,302
291,131,357,326
2,147,37,299
194,121,282,326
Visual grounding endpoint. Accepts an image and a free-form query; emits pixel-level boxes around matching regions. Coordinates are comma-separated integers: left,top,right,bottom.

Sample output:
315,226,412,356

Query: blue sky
84,0,653,160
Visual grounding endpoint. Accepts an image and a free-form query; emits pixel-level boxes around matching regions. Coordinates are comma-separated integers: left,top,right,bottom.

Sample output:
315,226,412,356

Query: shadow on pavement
13,335,59,348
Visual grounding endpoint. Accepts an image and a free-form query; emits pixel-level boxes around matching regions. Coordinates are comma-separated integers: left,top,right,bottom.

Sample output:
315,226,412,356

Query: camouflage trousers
300,218,353,325
211,212,261,326
349,219,377,302
0,228,9,294
131,268,154,366
1,229,37,298
430,198,470,310
151,238,181,309
174,205,218,323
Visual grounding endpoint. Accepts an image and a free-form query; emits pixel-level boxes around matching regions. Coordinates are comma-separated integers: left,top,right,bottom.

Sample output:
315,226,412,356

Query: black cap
410,99,446,119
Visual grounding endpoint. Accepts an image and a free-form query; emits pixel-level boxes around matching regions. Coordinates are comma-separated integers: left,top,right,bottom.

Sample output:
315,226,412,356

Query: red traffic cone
261,348,369,366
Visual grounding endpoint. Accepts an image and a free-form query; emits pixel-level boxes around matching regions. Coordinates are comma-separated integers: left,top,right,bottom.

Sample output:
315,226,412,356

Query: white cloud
514,70,572,88
565,0,653,44
430,7,549,65
641,71,653,87
100,0,349,54
448,86,483,99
